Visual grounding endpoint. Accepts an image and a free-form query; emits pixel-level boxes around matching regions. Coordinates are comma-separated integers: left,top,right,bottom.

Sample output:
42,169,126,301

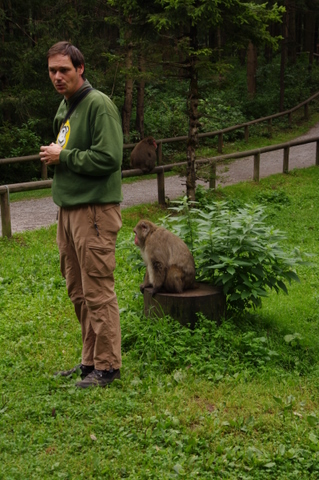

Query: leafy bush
255,189,291,210
122,312,280,376
143,86,188,140
0,119,43,184
198,95,246,140
163,196,306,311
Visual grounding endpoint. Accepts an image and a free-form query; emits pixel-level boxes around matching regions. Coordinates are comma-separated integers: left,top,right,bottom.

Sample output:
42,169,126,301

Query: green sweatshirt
52,80,123,207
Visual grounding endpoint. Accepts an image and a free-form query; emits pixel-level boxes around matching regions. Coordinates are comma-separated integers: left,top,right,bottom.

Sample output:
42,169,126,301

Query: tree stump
144,282,226,328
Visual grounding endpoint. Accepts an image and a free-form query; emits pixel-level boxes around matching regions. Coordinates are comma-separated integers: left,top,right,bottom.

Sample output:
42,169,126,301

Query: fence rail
1,135,319,238
1,89,319,171
1,91,319,237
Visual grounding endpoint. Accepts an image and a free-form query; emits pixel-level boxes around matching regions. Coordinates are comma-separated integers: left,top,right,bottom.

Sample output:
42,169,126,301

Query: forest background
1,0,319,191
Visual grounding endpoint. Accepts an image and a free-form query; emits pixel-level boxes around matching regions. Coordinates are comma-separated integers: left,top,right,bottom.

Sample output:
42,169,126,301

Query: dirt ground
2,123,319,235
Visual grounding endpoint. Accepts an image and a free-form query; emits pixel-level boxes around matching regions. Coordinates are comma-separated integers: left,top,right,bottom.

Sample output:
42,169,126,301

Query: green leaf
284,333,302,344
285,270,300,282
277,280,288,294
307,415,318,427
173,464,185,475
309,432,319,445
264,462,276,469
227,266,235,275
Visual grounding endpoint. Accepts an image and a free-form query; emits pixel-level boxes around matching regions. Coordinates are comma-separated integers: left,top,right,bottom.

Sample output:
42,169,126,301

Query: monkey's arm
140,258,166,296
147,259,166,296
140,270,151,293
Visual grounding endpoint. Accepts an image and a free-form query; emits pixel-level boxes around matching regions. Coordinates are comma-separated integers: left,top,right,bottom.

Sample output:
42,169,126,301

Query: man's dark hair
47,41,86,79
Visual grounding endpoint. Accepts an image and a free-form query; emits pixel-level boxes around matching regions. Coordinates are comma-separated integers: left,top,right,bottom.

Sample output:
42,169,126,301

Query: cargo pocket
100,204,122,233
86,245,116,277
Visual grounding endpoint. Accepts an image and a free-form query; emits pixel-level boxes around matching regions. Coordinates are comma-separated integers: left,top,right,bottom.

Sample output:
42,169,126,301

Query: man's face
48,54,84,99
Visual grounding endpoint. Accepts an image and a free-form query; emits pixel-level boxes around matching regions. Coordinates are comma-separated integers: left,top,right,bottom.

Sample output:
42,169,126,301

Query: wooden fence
1,90,319,238
1,135,319,238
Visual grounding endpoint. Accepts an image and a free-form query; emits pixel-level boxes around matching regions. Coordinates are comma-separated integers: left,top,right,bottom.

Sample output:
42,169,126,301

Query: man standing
40,41,123,388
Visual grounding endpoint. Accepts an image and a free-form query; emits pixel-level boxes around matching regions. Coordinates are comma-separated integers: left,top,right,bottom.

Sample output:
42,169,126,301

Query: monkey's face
145,137,157,150
134,221,152,249
134,228,140,247
134,222,148,248
133,230,140,247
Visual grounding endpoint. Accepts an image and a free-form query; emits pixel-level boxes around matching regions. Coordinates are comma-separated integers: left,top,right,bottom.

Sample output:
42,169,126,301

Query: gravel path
2,123,319,235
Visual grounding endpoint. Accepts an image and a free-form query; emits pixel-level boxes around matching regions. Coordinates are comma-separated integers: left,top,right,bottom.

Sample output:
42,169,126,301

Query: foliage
0,119,41,158
144,87,188,139
283,57,319,109
163,195,306,311
122,312,281,375
0,120,43,184
254,189,291,210
198,95,246,139
0,0,311,154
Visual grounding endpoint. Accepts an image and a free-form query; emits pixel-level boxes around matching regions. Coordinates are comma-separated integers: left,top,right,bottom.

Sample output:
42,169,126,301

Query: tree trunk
122,37,134,142
247,40,257,97
296,7,302,52
315,17,319,56
304,9,316,67
7,0,14,37
279,1,289,112
135,53,145,139
161,35,172,74
186,24,200,202
287,0,296,63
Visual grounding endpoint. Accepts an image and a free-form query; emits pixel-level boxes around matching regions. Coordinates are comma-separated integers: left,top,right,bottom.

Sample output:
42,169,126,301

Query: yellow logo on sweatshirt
57,120,70,149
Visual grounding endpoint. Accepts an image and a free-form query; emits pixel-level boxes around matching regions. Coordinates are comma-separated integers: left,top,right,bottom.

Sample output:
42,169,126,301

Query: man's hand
39,143,62,165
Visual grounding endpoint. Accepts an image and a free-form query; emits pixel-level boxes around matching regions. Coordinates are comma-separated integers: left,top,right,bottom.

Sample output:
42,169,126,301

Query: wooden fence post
268,118,272,137
244,125,249,142
156,142,165,205
209,160,217,189
218,133,223,153
304,102,309,120
41,161,48,180
253,152,260,182
0,186,12,238
316,140,319,166
283,146,289,173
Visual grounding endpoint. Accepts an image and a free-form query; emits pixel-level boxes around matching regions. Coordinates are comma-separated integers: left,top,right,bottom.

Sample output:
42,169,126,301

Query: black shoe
75,368,121,388
54,364,94,379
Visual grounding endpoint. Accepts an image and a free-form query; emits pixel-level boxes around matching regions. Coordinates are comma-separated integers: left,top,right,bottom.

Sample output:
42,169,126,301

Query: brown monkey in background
134,220,196,295
130,136,157,173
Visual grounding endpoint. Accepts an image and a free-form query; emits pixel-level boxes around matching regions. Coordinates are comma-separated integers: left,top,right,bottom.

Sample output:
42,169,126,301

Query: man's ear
76,64,84,75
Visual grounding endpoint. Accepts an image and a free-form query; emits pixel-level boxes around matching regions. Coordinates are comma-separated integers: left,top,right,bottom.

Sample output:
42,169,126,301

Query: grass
1,166,319,478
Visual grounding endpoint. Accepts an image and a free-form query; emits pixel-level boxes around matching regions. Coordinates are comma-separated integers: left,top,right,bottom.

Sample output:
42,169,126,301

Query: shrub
198,95,246,140
0,119,43,184
163,196,306,312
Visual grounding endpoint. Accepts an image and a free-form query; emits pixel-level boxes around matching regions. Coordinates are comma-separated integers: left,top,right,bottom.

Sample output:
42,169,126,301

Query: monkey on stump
130,136,157,173
134,220,196,296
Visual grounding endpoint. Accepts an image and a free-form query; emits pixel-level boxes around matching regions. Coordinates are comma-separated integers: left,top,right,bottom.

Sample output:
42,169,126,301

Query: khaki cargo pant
57,204,122,371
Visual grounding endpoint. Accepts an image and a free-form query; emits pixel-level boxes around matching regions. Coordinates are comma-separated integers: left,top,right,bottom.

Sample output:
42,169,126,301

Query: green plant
198,95,247,140
164,197,306,311
0,119,43,184
255,189,291,210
